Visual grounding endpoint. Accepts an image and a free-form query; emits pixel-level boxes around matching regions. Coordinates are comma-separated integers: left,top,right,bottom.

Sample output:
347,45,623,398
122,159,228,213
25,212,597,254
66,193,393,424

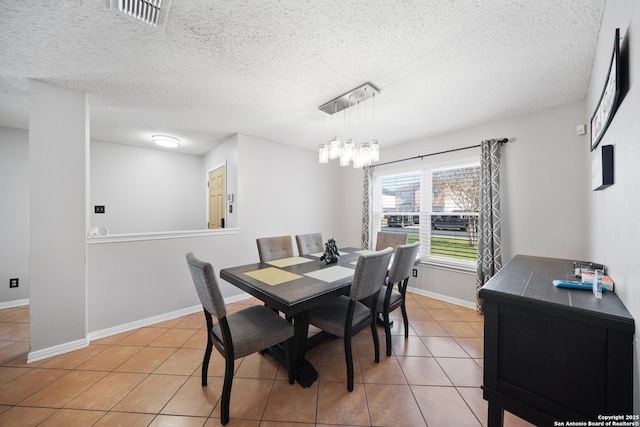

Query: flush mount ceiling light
111,0,172,28
152,134,180,148
318,82,380,168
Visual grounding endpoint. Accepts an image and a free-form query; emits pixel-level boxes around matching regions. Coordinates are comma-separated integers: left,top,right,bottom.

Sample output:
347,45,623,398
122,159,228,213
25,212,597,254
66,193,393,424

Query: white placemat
266,256,314,268
304,265,355,283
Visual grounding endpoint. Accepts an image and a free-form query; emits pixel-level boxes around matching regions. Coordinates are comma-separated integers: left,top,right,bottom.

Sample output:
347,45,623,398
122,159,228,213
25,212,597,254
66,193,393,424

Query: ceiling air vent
111,0,172,28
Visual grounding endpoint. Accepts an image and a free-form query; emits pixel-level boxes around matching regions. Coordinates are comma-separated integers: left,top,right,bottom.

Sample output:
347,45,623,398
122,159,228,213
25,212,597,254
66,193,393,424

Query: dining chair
376,241,420,356
256,235,294,262
295,233,324,255
375,231,408,252
307,247,393,391
185,252,295,425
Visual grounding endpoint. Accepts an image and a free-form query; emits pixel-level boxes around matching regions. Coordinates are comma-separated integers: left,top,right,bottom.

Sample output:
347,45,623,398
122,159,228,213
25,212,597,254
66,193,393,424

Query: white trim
0,299,29,309
28,338,89,363
421,259,477,274
87,227,239,244
407,286,476,310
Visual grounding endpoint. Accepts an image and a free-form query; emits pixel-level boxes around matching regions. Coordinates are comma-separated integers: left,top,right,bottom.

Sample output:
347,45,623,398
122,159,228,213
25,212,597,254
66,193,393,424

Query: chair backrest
186,252,227,319
375,232,408,252
350,247,393,301
295,233,324,256
256,235,294,262
388,242,420,283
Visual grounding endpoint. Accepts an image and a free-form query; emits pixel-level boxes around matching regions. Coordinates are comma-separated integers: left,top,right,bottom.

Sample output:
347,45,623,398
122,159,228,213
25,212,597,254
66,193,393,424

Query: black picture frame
590,28,621,151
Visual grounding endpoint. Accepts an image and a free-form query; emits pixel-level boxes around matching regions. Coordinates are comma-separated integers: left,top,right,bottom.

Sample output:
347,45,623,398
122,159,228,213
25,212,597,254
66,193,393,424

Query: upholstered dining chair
376,242,420,356
307,247,393,392
375,231,408,252
256,235,294,262
295,233,324,256
185,252,295,425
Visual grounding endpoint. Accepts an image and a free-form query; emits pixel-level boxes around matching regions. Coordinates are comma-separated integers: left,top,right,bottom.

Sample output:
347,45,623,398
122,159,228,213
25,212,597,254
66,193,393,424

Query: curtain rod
371,138,508,168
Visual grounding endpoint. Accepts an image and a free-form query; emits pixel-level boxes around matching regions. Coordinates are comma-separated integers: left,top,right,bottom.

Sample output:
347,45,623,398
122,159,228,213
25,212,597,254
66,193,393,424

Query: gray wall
29,81,88,355
585,0,640,413
0,126,29,304
90,140,206,234
87,133,350,333
374,101,587,306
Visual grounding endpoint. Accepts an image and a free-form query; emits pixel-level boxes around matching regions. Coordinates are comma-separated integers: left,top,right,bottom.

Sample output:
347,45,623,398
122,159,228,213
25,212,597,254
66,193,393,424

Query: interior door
208,165,225,229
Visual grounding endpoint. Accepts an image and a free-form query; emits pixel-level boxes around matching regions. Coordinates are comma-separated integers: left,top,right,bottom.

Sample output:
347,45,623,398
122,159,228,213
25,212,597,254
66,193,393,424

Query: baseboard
28,337,89,363
407,286,476,310
0,299,29,309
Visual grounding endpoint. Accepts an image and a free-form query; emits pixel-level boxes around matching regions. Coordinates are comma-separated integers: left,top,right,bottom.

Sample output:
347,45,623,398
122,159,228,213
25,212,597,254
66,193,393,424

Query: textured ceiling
0,1,605,156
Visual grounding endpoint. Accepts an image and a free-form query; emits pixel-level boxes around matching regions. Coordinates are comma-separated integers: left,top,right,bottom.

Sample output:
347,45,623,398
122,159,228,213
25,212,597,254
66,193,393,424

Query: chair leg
401,302,409,339
383,310,393,357
221,357,234,425
344,337,354,392
201,340,213,386
371,315,381,363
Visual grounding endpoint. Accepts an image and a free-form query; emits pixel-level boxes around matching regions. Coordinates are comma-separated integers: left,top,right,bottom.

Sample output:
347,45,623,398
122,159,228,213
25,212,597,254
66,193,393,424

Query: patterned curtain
476,139,503,313
361,166,373,249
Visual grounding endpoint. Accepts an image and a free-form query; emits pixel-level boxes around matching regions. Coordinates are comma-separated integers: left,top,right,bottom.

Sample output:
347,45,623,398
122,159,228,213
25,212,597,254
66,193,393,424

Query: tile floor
0,294,534,426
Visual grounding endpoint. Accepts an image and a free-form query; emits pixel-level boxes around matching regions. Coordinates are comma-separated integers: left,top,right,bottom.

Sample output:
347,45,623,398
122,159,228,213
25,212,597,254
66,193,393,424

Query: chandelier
318,82,380,167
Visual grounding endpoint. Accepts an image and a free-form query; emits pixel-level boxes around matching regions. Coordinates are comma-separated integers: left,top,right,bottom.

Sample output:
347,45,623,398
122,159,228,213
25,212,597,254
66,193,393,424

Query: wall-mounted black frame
590,28,621,151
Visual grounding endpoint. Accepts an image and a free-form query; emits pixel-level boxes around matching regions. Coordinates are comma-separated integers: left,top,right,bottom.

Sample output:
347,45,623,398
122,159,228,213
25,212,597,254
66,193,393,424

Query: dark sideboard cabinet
479,255,635,427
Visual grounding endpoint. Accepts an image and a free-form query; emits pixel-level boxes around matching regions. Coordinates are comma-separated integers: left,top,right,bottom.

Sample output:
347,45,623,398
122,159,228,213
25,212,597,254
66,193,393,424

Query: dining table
219,246,372,386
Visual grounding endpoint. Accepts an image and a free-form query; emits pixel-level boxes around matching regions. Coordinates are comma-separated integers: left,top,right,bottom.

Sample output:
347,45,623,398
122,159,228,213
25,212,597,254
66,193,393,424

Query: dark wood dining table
219,246,369,385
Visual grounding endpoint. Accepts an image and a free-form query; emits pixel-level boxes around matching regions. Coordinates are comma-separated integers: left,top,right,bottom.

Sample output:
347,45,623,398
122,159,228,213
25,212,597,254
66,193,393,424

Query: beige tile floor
0,294,534,426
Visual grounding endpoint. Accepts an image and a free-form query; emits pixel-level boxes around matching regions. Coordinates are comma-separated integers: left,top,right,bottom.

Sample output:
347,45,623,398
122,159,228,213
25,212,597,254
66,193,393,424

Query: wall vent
111,0,172,28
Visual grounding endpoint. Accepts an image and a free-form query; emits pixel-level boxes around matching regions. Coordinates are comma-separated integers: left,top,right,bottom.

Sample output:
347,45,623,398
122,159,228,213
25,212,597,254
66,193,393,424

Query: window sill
421,258,477,274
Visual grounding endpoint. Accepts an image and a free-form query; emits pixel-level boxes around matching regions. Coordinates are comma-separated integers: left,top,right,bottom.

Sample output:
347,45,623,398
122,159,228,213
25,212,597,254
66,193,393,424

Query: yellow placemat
266,256,314,268
244,267,303,286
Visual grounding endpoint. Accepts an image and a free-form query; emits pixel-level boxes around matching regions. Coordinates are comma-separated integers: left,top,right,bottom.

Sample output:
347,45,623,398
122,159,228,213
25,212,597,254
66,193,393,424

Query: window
377,173,420,244
428,165,479,263
373,163,480,268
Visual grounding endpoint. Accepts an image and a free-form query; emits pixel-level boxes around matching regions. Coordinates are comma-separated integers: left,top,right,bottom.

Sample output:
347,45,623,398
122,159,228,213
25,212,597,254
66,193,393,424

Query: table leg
292,311,318,387
293,311,310,366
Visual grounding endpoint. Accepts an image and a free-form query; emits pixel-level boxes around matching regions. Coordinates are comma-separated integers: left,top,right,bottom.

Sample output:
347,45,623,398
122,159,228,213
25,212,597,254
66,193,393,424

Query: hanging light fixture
318,106,329,163
370,93,380,162
318,82,380,167
328,102,342,159
318,144,329,163
341,95,354,164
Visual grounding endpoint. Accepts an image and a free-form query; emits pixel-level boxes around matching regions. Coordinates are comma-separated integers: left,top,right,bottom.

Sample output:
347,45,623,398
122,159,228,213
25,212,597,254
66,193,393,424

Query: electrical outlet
412,269,418,278
94,205,105,214
9,278,18,288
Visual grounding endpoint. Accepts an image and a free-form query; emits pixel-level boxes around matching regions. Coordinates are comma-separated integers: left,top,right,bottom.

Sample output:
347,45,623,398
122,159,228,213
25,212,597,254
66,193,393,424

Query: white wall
374,101,587,306
0,126,29,304
585,0,640,413
90,140,205,234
